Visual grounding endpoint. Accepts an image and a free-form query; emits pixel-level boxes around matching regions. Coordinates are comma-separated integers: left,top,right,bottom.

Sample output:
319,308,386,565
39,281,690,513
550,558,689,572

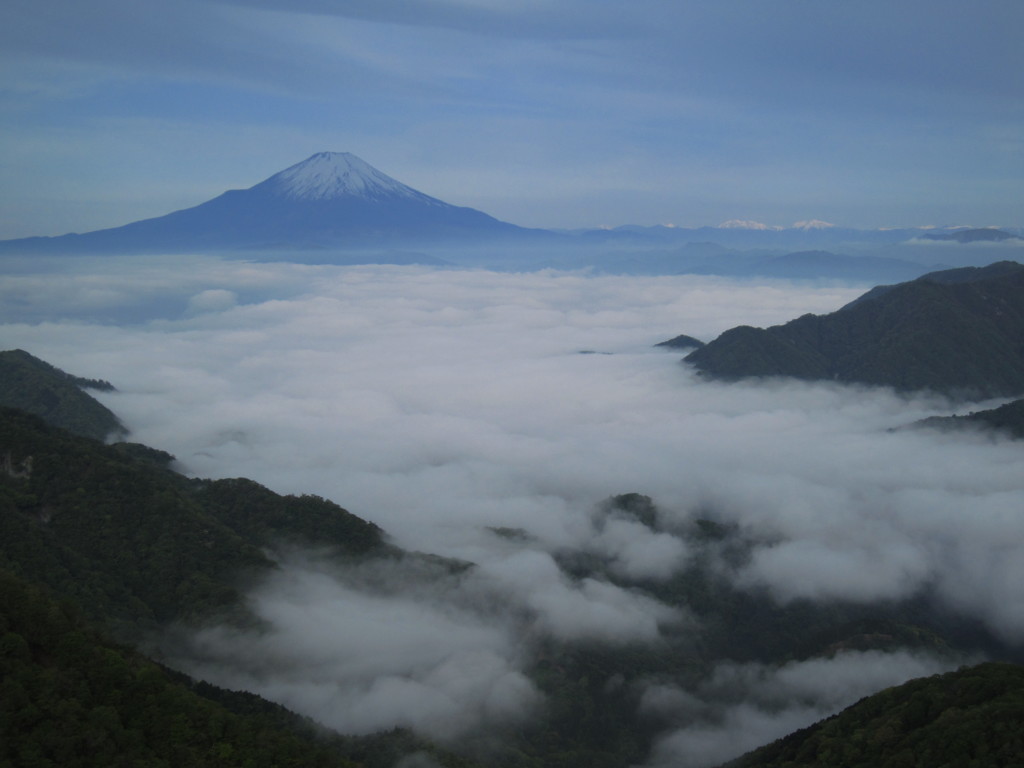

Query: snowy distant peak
716,219,839,231
264,152,439,203
792,219,835,230
718,219,782,231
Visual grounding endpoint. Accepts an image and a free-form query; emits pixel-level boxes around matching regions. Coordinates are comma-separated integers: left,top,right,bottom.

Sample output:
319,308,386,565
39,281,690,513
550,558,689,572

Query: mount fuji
0,152,546,255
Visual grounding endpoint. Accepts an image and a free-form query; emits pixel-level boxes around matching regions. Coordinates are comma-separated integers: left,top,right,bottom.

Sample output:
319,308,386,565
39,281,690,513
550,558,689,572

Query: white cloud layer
3,256,1022,754
175,559,540,739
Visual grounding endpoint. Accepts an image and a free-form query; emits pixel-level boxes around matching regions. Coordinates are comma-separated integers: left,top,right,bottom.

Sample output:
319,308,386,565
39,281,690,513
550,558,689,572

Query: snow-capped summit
718,219,782,231
792,219,835,230
0,152,538,255
262,152,437,203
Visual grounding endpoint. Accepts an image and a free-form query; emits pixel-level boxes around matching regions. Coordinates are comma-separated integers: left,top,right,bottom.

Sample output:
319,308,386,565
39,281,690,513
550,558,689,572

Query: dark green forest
0,568,482,768
0,349,124,441
726,663,1024,768
0,405,388,639
0,568,360,768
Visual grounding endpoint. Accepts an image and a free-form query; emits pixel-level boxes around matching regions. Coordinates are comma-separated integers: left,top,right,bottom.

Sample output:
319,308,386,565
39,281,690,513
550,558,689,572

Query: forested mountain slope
0,569,480,768
0,383,474,766
684,261,1024,398
0,349,125,441
914,398,1024,440
722,662,1024,768
0,569,360,768
0,406,389,639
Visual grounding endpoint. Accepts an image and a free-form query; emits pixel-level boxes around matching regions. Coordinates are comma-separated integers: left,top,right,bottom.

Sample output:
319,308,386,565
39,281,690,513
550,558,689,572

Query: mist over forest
3,1,1022,762
4,253,1023,766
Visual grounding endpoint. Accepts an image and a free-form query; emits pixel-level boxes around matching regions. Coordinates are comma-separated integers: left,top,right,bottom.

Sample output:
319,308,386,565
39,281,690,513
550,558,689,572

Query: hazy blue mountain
556,224,1023,276
0,152,547,255
745,250,927,281
922,227,1023,243
684,261,1024,399
680,249,929,282
492,241,933,281
566,223,970,250
655,333,706,350
3,152,1018,278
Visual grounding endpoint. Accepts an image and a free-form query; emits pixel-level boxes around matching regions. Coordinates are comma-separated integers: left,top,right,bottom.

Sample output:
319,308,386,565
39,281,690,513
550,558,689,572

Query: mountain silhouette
0,152,543,253
684,261,1024,399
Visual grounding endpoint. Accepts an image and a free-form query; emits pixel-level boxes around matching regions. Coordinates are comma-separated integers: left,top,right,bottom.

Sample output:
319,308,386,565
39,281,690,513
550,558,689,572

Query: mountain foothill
3,251,1024,766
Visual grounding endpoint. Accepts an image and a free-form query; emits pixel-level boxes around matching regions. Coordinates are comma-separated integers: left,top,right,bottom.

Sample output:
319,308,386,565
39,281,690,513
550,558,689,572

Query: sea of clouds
3,255,1021,765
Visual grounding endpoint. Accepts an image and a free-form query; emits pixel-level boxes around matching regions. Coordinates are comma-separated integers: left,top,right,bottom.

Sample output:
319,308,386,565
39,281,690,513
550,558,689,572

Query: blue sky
1,0,1021,238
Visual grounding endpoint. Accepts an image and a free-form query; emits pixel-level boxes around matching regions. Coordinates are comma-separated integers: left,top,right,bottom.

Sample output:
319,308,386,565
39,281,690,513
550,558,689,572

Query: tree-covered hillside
0,568,362,768
722,662,1024,768
684,261,1024,398
0,568,482,768
914,398,1024,440
0,379,478,767
0,406,389,639
0,349,125,441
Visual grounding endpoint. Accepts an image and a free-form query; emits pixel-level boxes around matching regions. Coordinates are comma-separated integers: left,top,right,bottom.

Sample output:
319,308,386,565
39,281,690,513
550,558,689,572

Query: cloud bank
175,557,540,739
3,256,1021,758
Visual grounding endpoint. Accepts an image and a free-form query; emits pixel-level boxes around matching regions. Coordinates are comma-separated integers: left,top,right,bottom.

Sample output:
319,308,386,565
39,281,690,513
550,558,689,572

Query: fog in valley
4,256,1022,766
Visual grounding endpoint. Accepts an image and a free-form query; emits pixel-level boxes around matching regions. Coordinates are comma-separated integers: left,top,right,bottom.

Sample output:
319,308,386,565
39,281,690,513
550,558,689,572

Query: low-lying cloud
171,545,684,740
3,255,1021,758
644,650,955,767
174,558,540,740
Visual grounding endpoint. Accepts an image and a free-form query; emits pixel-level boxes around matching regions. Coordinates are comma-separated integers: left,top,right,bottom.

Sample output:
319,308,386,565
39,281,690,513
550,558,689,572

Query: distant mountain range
0,152,543,254
682,261,1024,399
565,222,1024,250
0,153,1020,277
667,248,929,282
921,227,1023,244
